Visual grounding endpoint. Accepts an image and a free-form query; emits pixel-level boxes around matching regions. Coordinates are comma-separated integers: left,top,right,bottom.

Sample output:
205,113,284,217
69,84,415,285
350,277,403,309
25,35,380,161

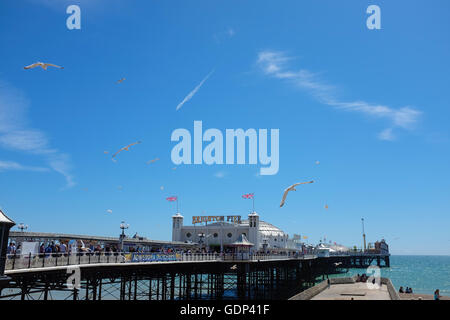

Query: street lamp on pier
17,223,28,232
361,218,366,253
119,221,129,252
198,232,205,251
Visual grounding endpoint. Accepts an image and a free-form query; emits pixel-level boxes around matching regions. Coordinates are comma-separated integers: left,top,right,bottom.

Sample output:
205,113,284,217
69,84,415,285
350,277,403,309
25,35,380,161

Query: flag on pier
166,196,179,212
242,193,255,212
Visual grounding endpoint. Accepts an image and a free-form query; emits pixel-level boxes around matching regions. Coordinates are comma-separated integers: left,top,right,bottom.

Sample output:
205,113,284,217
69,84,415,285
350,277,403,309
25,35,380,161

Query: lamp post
17,223,28,232
119,221,129,252
262,238,268,252
0,210,15,286
198,232,205,251
361,218,366,253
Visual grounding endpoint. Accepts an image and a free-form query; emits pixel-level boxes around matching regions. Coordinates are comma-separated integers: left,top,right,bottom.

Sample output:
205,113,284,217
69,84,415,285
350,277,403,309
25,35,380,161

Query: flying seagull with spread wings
279,181,314,207
111,141,142,159
24,62,64,70
146,158,160,165
116,78,125,84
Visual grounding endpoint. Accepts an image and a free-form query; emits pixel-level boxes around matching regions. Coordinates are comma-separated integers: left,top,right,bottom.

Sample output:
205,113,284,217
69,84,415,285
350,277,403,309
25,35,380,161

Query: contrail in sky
176,69,214,111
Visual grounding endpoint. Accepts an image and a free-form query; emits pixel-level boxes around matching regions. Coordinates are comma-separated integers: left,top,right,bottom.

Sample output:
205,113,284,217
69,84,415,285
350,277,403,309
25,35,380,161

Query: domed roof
240,219,286,237
258,220,286,237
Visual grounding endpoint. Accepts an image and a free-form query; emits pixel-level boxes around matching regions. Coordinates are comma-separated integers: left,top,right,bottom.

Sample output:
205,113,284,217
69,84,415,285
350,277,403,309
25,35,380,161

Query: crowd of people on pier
399,286,414,294
355,274,369,282
6,242,19,255
7,239,304,259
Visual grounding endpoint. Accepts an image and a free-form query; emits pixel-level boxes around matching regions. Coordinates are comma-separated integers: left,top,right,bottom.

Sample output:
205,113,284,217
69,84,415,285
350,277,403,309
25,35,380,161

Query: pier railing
5,252,126,270
5,252,317,271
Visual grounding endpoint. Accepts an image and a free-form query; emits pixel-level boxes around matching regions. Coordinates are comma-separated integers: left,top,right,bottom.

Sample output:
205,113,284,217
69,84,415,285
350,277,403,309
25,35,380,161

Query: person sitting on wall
399,286,404,293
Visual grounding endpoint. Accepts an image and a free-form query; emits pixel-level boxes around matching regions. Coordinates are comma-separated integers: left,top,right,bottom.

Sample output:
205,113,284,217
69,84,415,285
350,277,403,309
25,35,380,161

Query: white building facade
172,212,300,252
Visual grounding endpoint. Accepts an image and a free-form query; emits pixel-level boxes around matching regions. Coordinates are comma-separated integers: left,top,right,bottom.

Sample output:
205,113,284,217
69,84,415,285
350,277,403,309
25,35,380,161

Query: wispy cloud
176,70,214,111
0,81,75,187
0,160,49,173
213,27,235,43
256,50,422,140
378,128,395,141
214,171,226,178
48,153,75,188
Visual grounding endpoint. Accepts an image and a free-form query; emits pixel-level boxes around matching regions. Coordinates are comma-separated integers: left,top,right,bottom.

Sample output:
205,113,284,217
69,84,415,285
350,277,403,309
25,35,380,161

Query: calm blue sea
329,255,450,296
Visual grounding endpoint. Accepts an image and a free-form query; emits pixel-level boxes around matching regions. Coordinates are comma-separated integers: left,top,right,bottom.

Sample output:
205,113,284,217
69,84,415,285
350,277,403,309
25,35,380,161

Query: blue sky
0,0,449,255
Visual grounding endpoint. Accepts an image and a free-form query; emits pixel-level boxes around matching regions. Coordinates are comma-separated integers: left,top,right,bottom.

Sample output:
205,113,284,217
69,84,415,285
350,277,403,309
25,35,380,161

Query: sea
329,255,450,296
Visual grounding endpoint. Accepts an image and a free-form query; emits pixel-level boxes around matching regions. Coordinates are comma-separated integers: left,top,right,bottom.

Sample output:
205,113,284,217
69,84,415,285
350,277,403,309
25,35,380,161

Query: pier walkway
5,252,317,273
311,282,390,300
289,276,400,300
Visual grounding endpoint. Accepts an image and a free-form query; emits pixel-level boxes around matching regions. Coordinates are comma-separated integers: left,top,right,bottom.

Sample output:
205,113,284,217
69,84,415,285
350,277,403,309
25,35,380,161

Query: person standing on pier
434,289,441,300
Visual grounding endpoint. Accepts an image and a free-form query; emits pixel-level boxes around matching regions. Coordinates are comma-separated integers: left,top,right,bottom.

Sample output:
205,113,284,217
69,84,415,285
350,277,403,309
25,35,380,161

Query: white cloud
378,128,395,141
256,51,422,139
214,171,226,178
176,70,214,111
48,153,75,188
0,81,75,188
213,27,236,43
0,160,49,173
0,130,55,154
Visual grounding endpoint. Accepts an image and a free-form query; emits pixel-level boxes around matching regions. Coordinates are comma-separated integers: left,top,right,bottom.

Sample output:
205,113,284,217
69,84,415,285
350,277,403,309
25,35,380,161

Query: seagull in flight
146,158,160,165
116,78,126,84
112,141,142,159
24,62,64,70
279,181,314,207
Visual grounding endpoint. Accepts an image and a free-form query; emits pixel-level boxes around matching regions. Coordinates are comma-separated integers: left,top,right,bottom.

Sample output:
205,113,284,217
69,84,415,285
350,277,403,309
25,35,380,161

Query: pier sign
192,215,241,225
124,253,180,263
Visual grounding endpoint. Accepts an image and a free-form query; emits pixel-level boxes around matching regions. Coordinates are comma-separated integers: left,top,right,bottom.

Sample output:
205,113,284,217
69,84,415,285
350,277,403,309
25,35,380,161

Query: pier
0,215,391,301
0,250,390,300
1,253,321,300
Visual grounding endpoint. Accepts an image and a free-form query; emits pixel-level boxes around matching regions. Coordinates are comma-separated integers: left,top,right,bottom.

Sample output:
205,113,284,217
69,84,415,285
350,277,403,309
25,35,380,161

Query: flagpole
252,195,255,213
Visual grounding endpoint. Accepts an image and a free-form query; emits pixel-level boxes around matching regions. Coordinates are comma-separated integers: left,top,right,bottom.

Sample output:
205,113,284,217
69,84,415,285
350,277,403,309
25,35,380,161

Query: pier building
172,212,301,252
